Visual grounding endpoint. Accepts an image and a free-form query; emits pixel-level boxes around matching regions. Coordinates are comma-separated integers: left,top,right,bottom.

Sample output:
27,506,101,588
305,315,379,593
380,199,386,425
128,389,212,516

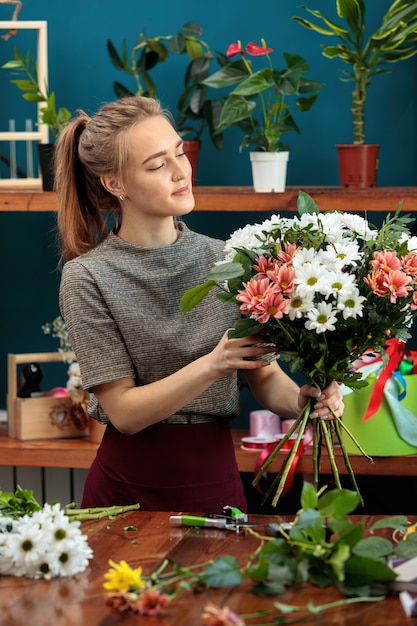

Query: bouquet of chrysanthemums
181,191,417,505
0,485,139,579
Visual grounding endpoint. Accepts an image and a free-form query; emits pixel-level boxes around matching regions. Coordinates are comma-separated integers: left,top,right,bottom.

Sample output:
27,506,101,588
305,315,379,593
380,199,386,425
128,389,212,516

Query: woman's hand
298,381,344,420
208,331,277,377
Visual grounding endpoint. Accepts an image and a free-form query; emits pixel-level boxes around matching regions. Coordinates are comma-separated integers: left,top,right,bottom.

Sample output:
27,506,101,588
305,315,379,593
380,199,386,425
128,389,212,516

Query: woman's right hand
208,331,277,377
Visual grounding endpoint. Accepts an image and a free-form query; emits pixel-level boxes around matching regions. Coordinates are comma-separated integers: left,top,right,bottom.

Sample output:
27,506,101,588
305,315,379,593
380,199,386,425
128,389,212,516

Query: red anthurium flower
226,42,244,58
245,41,274,56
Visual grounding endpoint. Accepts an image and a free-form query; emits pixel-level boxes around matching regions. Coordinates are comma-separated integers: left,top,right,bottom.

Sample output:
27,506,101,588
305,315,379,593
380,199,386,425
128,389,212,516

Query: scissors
169,505,258,533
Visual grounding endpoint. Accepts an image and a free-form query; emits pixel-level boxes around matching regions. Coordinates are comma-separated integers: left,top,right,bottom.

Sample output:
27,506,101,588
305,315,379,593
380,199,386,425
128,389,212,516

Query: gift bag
342,340,417,456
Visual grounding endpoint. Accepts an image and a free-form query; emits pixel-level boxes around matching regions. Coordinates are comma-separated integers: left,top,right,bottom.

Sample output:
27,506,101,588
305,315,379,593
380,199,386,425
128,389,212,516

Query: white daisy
223,223,265,262
294,259,333,298
337,287,366,319
286,291,315,321
305,301,338,333
321,241,362,268
324,267,357,300
339,213,378,241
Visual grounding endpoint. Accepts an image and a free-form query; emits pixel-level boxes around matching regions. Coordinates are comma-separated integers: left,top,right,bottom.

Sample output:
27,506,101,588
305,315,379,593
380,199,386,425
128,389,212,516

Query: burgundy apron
81,419,246,514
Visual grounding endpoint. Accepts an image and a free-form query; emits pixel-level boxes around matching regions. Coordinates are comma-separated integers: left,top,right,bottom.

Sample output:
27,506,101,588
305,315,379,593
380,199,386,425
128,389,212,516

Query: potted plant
2,47,72,190
202,38,323,192
293,0,417,188
107,22,224,183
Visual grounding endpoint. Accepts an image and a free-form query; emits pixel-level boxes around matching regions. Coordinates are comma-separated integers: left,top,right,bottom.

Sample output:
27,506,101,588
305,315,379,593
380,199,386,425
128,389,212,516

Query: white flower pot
249,151,289,193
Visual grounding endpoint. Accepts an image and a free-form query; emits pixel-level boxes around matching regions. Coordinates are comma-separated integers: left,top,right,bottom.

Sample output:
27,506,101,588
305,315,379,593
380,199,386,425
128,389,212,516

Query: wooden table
0,510,414,625
2,426,417,477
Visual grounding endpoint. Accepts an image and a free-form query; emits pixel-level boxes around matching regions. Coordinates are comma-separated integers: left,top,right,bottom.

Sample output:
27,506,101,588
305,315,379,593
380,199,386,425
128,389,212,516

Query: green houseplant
107,22,224,183
2,47,72,189
293,0,417,187
202,38,323,191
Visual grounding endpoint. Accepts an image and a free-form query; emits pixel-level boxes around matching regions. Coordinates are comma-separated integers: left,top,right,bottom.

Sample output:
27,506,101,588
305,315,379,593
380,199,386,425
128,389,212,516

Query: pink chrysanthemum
267,264,296,296
134,587,170,616
202,602,245,626
382,269,412,303
363,270,389,297
402,252,417,275
371,250,402,272
237,277,288,322
253,255,278,278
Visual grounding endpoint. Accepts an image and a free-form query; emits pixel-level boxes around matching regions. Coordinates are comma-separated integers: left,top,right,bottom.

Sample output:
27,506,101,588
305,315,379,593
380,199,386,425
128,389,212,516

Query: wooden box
7,352,88,440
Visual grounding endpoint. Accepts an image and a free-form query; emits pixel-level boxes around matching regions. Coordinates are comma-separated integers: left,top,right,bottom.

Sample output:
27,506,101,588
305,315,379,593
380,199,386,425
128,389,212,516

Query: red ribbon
254,438,305,498
362,338,406,421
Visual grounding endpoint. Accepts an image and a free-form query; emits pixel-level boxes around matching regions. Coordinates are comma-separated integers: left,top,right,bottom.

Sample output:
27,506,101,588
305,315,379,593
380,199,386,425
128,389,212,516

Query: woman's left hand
298,381,344,420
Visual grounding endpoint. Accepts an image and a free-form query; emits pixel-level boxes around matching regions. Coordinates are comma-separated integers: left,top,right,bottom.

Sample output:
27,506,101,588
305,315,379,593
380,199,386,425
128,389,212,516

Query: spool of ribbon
249,410,280,438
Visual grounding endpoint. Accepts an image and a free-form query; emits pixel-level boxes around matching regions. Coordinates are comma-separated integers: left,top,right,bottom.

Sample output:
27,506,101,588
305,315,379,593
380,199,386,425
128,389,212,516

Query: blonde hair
55,96,173,262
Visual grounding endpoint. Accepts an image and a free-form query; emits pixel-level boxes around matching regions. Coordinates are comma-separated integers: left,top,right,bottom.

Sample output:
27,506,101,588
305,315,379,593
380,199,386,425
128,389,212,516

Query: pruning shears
169,505,258,533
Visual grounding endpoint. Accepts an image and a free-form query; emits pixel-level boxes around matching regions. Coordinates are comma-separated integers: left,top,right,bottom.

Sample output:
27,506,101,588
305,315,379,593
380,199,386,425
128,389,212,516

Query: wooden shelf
1,426,415,476
1,186,417,212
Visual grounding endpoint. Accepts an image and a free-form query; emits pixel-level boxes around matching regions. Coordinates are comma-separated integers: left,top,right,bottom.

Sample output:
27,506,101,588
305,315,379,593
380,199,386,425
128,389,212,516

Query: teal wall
1,1,417,413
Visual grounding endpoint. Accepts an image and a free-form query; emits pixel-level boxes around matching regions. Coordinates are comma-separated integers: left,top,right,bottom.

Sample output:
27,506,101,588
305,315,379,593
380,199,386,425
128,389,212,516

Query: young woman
55,96,343,513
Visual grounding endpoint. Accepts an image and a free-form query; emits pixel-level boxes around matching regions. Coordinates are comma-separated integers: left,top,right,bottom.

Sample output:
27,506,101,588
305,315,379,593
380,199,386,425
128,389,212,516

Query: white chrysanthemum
286,292,315,321
259,213,282,233
51,536,93,577
0,516,14,533
399,232,417,252
305,301,338,334
294,260,333,298
297,212,321,231
0,503,93,579
324,268,357,300
321,241,362,268
292,247,329,269
318,212,350,243
337,287,366,319
223,223,265,262
2,518,48,577
339,213,378,241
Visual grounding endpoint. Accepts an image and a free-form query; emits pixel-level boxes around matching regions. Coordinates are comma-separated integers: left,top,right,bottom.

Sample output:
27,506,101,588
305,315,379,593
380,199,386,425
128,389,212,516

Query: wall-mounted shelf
1,186,417,212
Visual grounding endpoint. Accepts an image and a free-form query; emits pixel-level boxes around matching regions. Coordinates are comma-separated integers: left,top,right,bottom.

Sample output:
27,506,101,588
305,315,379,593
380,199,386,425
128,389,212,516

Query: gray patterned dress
60,223,246,513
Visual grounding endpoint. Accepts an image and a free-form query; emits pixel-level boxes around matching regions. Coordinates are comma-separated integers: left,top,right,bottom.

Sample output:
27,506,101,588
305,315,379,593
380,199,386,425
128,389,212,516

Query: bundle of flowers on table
180,191,417,506
0,485,139,579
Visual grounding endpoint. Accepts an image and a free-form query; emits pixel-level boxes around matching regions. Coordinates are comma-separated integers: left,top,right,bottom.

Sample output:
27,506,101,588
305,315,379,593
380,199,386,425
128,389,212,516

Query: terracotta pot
249,151,289,192
336,144,380,188
183,140,201,185
37,143,55,191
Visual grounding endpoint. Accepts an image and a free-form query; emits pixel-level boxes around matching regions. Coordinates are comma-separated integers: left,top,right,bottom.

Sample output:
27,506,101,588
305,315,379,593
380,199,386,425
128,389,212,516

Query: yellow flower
103,559,145,593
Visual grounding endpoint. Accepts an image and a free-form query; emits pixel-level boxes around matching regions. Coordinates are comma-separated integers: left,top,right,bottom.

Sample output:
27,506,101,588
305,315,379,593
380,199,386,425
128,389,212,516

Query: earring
119,194,124,201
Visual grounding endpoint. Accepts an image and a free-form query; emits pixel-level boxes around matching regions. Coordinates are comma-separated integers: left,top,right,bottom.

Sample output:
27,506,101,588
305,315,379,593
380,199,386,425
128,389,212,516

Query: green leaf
371,515,409,533
300,480,318,510
297,190,320,215
207,261,244,282
353,536,394,559
203,555,242,587
344,555,396,584
318,488,361,517
228,318,264,339
179,280,216,312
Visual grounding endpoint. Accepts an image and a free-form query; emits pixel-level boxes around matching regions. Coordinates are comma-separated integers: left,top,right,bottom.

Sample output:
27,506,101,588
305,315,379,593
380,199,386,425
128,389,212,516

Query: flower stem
312,416,320,491
64,503,140,520
332,411,373,462
252,406,307,482
271,406,310,507
319,420,342,490
333,418,364,506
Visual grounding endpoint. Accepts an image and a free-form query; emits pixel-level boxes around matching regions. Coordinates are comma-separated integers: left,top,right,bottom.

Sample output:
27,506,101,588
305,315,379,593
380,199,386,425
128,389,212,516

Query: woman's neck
117,217,180,248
